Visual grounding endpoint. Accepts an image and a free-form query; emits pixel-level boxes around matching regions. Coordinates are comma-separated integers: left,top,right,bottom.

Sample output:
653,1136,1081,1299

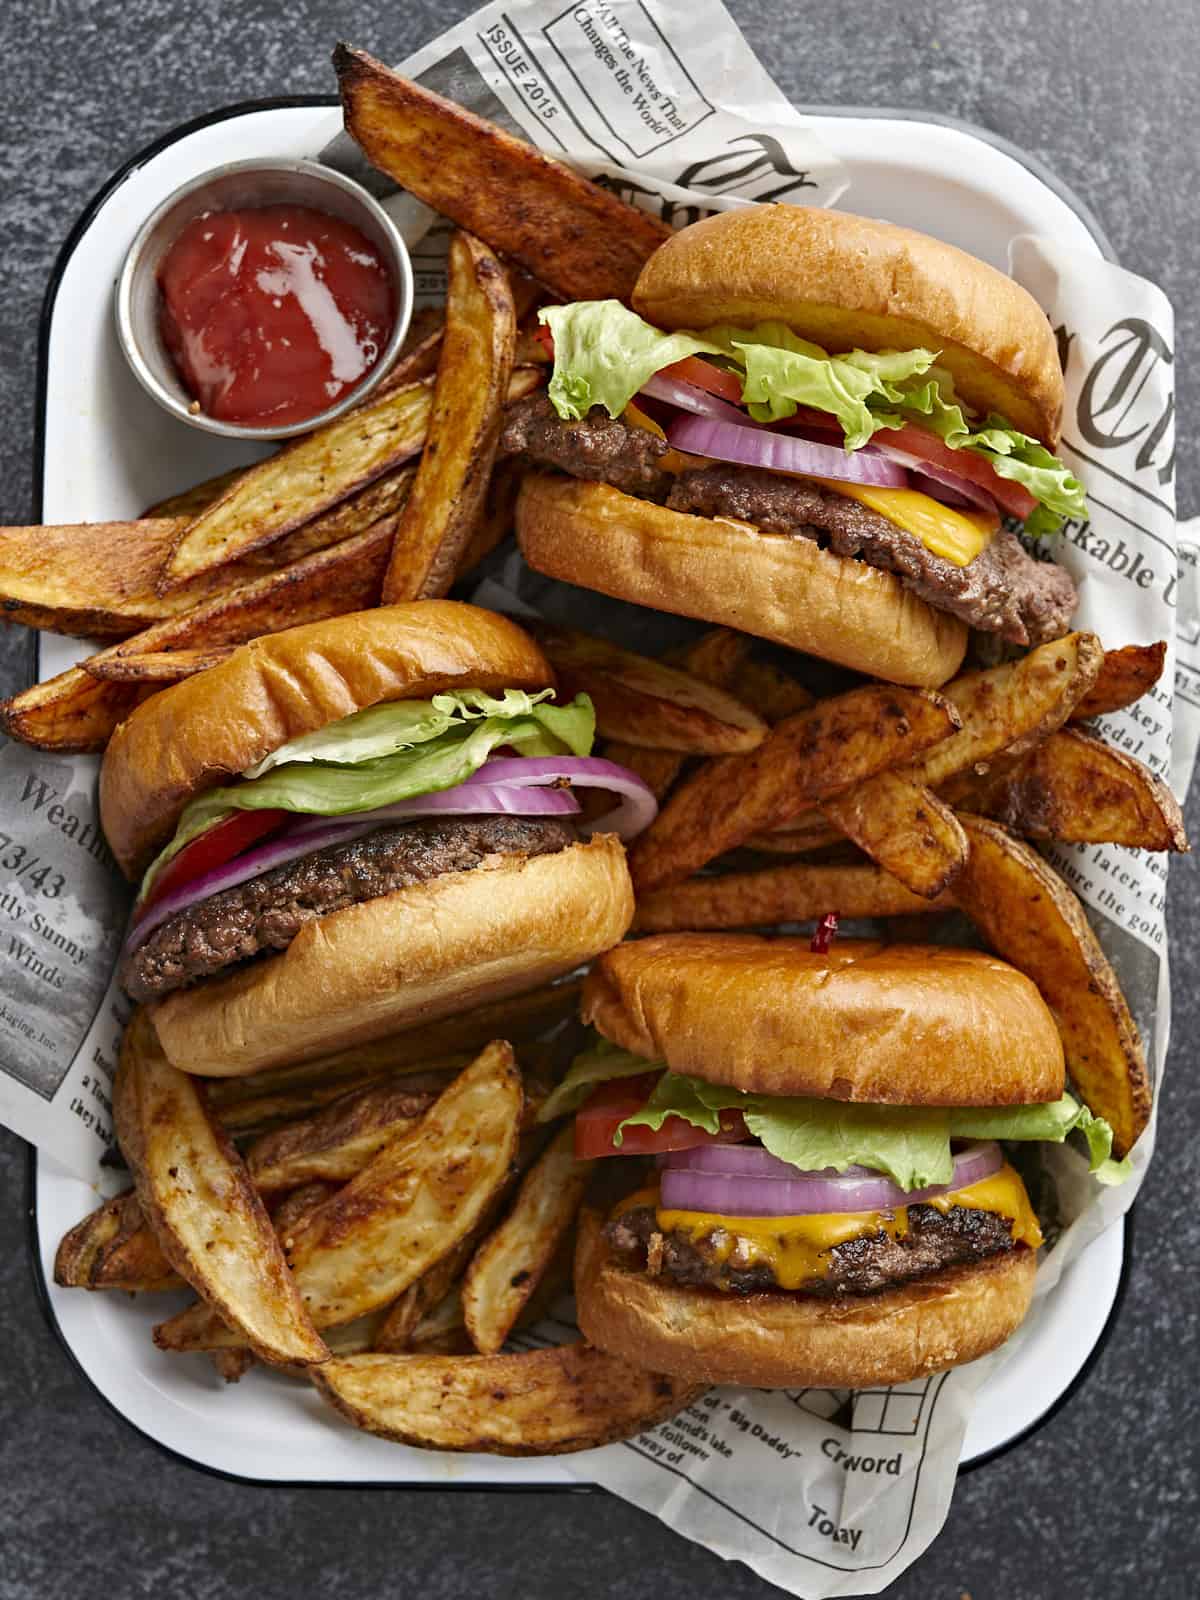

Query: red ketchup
158,205,395,426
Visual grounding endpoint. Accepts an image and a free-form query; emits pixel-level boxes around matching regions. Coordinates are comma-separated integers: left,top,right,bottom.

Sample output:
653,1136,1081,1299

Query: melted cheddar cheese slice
616,1165,1041,1293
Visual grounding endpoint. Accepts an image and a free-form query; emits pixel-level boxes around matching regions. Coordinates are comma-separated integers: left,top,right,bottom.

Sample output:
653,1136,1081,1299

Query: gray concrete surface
0,2,1195,1596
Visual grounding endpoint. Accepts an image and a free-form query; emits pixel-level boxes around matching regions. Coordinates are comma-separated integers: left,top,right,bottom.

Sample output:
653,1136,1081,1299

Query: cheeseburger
508,205,1086,689
557,934,1127,1389
104,602,657,1077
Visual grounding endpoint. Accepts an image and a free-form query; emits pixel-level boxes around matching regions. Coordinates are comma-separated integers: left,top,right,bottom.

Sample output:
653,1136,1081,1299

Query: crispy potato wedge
729,659,816,723
1071,641,1167,720
821,773,969,898
539,624,766,756
53,1188,182,1292
744,821,845,854
954,815,1151,1155
86,647,237,682
633,862,953,932
260,465,416,568
156,1182,339,1356
282,1042,523,1327
163,379,433,585
336,45,670,303
114,1011,328,1366
0,665,143,752
407,1285,468,1353
956,728,1188,850
209,1348,256,1383
455,459,525,579
311,1339,702,1455
0,519,186,638
627,685,960,893
463,1124,593,1356
604,630,750,797
246,1081,439,1194
373,1232,480,1354
382,233,516,601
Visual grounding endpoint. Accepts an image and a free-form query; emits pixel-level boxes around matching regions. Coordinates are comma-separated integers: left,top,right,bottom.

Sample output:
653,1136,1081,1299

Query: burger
506,204,1086,689
556,933,1127,1388
103,601,657,1077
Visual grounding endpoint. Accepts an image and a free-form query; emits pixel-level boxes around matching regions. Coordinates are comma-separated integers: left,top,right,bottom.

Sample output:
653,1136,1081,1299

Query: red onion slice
639,373,749,425
475,756,658,841
282,782,581,842
658,1140,1003,1216
667,415,909,488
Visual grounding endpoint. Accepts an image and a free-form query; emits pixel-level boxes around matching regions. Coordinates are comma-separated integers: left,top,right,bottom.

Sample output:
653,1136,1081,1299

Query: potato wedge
729,659,816,723
956,728,1188,850
281,1042,523,1327
539,624,766,756
627,685,960,893
209,1348,256,1383
0,518,186,638
53,1187,181,1292
335,45,670,303
1071,641,1167,720
821,773,968,898
954,815,1151,1155
382,233,516,601
85,647,237,682
373,1232,480,1355
144,467,248,521
246,1081,439,1194
462,1124,593,1355
311,1340,702,1455
114,1011,328,1366
745,820,845,855
163,379,433,585
455,459,525,579
633,862,952,932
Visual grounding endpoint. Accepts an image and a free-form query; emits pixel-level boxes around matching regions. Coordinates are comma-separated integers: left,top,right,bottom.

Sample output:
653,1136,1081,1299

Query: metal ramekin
114,157,413,442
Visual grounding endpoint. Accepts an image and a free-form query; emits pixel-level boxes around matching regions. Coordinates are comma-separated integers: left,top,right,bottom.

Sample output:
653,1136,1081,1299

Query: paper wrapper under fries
0,1,1194,1594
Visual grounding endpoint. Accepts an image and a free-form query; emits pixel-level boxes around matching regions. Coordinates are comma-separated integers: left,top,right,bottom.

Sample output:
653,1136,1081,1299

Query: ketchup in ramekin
157,205,396,428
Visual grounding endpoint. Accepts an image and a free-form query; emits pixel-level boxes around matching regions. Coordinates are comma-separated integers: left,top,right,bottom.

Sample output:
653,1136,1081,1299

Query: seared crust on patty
122,815,576,1002
606,1201,1018,1296
500,394,671,499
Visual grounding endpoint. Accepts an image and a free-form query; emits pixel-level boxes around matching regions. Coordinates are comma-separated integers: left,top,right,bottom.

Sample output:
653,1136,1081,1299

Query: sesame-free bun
633,205,1064,445
148,834,633,1077
516,475,967,688
575,1207,1038,1389
583,933,1065,1106
100,602,554,879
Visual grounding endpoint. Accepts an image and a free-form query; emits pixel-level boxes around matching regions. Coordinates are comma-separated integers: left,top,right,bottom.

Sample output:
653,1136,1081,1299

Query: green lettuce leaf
541,301,722,421
138,689,595,900
536,1041,654,1123
605,1051,1130,1187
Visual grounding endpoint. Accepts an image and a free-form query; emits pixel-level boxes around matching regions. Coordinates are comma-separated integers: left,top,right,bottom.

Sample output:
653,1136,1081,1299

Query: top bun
633,206,1064,446
101,602,554,880
583,932,1065,1106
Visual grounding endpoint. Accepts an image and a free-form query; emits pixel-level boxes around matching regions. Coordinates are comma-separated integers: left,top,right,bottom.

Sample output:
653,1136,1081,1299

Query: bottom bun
149,836,633,1078
575,1209,1036,1389
517,475,967,688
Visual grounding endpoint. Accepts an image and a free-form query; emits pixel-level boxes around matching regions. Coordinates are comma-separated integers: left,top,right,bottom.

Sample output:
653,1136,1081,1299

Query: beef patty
606,1201,1019,1297
122,814,576,1003
501,397,1077,645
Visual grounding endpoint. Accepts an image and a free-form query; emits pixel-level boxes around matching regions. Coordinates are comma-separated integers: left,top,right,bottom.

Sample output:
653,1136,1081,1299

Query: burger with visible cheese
506,205,1086,689
554,933,1127,1389
103,602,656,1078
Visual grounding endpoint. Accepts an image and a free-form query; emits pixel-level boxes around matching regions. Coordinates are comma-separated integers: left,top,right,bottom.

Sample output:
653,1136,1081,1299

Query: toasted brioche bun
148,835,632,1077
516,475,967,688
575,1207,1037,1389
101,602,554,879
633,205,1063,445
583,933,1065,1105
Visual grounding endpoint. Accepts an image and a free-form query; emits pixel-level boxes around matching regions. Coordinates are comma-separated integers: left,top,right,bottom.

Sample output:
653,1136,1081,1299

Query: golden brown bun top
633,205,1064,446
583,932,1065,1105
101,602,553,879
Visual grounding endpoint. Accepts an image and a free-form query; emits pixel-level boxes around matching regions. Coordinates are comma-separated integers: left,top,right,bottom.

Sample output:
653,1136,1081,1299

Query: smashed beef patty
122,814,577,1002
500,397,1077,645
606,1202,1019,1297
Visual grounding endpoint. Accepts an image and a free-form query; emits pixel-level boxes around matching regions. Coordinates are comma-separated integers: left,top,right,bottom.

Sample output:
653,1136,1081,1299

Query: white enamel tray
29,97,1127,1485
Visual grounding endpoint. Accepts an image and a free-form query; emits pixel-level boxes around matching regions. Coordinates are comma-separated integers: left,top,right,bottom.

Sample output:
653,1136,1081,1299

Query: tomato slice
573,1074,748,1159
659,355,744,405
137,808,290,919
875,423,1038,520
533,323,555,358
